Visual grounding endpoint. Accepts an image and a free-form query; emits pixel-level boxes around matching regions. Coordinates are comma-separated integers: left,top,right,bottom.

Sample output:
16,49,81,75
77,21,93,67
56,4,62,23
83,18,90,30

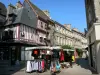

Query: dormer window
7,13,16,24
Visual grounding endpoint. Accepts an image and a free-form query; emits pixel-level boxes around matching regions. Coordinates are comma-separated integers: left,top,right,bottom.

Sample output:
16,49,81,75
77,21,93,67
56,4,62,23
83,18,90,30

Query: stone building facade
85,0,100,73
54,22,87,49
42,10,88,49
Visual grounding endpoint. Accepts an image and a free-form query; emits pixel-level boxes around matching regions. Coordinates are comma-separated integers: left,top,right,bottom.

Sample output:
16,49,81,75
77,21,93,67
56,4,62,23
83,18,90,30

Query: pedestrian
76,55,80,66
51,63,56,75
69,54,73,68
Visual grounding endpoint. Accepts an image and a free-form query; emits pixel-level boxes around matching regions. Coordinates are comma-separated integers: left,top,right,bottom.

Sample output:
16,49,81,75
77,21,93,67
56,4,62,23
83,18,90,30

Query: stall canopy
25,46,51,50
50,46,62,50
25,46,62,51
63,49,74,51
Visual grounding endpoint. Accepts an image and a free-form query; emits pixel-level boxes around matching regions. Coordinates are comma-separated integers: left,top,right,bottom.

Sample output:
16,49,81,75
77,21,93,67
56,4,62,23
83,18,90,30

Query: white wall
90,28,96,43
95,25,100,40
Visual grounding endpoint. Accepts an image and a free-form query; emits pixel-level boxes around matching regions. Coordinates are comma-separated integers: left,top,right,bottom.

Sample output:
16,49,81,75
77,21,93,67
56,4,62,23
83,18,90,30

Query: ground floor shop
0,43,34,66
0,46,21,66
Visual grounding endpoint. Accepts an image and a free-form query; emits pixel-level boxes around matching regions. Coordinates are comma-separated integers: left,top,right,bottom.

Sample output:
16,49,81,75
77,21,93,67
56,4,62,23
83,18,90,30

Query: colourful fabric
60,50,64,61
72,56,75,62
34,50,38,54
56,65,60,71
42,60,45,69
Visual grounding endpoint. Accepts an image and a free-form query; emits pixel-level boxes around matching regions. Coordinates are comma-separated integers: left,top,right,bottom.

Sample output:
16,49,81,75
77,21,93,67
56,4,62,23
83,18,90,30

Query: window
35,30,38,35
40,37,43,42
44,38,46,42
41,22,43,28
56,26,58,31
45,24,47,29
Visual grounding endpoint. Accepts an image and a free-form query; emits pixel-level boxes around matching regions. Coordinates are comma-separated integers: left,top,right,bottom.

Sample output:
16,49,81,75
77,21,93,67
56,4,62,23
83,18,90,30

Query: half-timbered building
0,0,52,65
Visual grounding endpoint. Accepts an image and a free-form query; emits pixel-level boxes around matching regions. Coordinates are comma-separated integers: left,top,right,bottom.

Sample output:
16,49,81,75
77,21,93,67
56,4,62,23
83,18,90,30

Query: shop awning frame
25,46,62,51
63,49,74,51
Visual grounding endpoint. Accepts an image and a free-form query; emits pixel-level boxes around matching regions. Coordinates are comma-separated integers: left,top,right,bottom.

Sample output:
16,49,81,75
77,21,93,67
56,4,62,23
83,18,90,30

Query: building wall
54,23,87,49
96,42,100,73
95,24,100,40
93,0,100,22
85,0,100,73
37,19,47,32
19,24,46,45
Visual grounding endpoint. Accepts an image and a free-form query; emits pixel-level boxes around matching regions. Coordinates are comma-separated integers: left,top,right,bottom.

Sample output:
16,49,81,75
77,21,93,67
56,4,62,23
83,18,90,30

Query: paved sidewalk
12,65,93,75
62,64,92,75
0,58,97,75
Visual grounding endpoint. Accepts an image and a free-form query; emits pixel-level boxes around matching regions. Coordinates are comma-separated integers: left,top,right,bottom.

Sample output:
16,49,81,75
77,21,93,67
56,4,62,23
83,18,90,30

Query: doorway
0,46,10,67
0,46,9,60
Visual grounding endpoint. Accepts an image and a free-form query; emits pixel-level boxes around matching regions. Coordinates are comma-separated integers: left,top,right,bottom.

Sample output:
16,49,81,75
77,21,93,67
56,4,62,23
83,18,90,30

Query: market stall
50,46,62,72
25,46,51,73
63,49,75,62
25,46,62,73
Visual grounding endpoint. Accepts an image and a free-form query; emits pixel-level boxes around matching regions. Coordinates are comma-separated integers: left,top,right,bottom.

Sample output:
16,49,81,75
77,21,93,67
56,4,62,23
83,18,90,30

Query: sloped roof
55,21,66,28
27,0,50,21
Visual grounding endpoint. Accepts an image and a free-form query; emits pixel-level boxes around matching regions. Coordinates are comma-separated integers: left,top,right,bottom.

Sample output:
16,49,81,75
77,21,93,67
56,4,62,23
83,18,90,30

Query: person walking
69,53,73,68
51,63,56,75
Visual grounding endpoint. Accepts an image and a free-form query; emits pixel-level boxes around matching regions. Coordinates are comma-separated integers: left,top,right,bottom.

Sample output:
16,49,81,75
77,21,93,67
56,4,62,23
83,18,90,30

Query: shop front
0,45,21,66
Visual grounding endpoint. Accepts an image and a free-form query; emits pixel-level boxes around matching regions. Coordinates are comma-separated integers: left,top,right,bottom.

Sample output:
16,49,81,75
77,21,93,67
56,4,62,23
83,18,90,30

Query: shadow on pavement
76,58,98,74
0,62,26,75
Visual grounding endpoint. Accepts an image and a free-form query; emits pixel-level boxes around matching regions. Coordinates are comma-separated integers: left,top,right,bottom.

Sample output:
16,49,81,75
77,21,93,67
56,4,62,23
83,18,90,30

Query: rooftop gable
24,0,50,21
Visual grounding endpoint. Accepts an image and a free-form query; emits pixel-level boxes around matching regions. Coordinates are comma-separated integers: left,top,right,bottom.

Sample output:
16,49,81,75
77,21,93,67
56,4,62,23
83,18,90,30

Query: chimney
16,1,23,8
43,10,51,18
64,24,71,30
7,4,16,17
73,28,78,32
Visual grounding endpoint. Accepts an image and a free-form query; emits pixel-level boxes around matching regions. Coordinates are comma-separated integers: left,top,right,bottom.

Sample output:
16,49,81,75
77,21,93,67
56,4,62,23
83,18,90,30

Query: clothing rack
50,50,61,73
26,58,45,74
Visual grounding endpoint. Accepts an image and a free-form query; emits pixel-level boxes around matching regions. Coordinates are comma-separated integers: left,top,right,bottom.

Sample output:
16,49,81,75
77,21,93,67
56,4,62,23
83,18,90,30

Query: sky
1,0,87,32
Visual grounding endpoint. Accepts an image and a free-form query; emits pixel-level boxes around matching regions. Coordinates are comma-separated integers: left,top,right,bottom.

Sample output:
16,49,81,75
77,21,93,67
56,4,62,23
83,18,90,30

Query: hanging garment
56,61,60,71
31,50,40,57
42,60,45,70
60,50,65,62
36,61,39,70
32,61,35,70
26,61,32,72
50,62,53,71
52,50,59,58
38,61,41,71
33,61,38,70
